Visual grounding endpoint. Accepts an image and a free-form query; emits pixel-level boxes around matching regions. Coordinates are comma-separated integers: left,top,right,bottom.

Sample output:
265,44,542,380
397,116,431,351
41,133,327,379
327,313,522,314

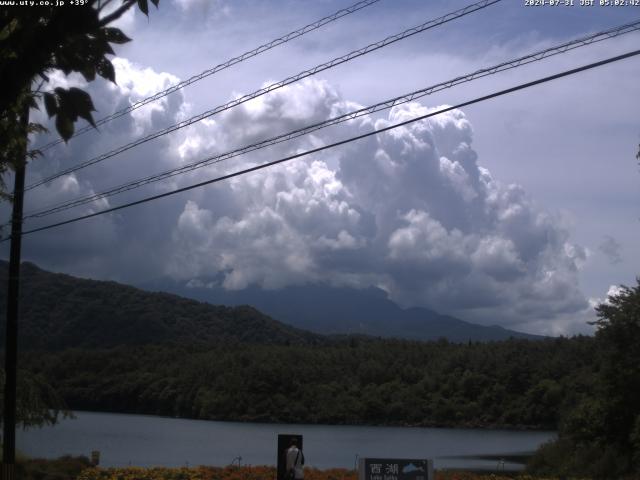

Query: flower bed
76,465,587,480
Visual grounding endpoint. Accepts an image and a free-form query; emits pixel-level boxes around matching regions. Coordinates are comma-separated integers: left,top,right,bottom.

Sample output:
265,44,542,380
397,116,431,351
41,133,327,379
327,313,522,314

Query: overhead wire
5,48,639,242
18,19,640,221
24,0,502,192
36,0,383,152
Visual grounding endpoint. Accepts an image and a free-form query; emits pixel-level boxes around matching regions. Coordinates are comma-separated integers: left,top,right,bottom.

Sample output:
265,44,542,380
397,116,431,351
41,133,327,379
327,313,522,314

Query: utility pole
2,106,28,480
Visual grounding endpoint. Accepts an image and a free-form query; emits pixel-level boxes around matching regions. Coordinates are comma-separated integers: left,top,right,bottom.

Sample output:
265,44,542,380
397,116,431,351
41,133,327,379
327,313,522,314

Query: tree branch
98,0,137,27
97,0,117,13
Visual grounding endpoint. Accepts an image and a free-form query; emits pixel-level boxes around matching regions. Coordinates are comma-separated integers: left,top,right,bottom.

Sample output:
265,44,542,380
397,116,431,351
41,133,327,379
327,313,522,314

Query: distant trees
21,336,600,430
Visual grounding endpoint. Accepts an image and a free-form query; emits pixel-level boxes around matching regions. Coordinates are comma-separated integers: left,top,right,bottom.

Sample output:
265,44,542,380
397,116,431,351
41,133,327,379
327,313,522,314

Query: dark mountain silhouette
140,279,543,342
0,260,541,349
0,261,323,350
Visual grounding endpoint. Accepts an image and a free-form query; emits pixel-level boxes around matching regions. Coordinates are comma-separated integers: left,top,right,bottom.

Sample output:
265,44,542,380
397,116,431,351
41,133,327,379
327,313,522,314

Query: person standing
285,438,304,479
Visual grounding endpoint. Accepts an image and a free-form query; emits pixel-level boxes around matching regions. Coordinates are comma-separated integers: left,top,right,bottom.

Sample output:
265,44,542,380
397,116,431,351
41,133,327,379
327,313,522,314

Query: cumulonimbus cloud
14,60,591,334
165,77,590,330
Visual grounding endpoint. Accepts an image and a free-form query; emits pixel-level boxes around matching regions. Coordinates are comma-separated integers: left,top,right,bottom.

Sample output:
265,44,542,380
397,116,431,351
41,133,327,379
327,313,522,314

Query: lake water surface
18,411,555,471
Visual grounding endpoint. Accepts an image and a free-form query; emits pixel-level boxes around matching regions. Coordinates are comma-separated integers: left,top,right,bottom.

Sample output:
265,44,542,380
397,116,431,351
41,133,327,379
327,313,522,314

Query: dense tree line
21,336,597,430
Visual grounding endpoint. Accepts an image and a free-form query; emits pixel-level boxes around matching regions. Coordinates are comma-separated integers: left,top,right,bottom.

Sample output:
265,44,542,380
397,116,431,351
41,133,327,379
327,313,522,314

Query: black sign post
277,434,303,480
358,458,434,480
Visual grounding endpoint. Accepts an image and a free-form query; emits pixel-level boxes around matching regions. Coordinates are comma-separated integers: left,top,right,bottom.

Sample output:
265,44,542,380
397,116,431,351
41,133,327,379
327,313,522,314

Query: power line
36,0,383,152
5,48,639,242
24,0,501,192
20,19,640,221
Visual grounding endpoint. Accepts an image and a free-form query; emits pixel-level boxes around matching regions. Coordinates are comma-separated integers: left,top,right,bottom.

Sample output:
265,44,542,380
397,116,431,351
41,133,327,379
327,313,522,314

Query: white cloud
606,284,624,299
158,78,589,330
561,283,632,337
173,0,232,20
15,60,593,334
571,283,633,337
112,58,181,135
1,0,635,342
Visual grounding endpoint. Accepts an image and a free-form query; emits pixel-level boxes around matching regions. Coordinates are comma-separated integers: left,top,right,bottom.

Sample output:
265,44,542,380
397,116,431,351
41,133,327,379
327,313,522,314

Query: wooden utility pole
2,107,28,480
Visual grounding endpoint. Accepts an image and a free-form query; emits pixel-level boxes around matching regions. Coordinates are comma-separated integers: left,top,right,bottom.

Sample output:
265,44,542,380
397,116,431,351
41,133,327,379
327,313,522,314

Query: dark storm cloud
7,59,591,333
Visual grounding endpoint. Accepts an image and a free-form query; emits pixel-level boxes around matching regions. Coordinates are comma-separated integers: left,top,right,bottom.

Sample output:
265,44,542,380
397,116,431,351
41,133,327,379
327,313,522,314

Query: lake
17,411,555,471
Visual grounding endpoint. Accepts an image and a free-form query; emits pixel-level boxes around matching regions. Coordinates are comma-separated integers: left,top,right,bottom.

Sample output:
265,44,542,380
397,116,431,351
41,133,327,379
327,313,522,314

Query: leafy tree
1,0,161,435
0,0,159,197
529,280,640,477
0,368,69,429
593,280,640,471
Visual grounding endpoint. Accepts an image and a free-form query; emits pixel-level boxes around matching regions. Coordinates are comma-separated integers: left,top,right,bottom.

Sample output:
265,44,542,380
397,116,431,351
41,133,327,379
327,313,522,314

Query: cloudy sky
2,0,639,336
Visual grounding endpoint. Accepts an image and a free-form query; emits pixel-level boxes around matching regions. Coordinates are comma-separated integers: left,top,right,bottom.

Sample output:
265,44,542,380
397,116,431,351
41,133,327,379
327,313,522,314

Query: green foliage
560,398,608,445
631,415,640,469
136,0,160,17
0,262,603,431
0,91,46,200
528,279,640,478
527,437,630,479
20,336,598,430
14,455,92,480
0,368,71,429
593,281,640,448
0,261,322,349
44,87,98,140
0,0,159,195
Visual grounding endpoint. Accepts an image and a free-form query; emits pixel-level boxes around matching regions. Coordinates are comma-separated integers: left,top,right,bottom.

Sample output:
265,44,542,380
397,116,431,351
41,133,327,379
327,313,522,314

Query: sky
2,0,639,336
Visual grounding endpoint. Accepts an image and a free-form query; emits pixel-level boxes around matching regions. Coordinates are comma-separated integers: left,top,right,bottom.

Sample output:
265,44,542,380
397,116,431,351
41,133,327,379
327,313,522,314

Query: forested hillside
22,336,598,430
0,261,323,349
0,260,604,432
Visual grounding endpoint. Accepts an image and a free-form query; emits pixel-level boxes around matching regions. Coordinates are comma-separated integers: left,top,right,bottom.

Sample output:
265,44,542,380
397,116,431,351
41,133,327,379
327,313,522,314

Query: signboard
277,434,303,480
358,458,434,480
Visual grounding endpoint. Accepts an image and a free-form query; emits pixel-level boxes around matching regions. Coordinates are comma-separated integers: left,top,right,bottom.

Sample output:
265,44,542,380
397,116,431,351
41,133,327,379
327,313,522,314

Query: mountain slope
142,281,543,342
0,261,323,350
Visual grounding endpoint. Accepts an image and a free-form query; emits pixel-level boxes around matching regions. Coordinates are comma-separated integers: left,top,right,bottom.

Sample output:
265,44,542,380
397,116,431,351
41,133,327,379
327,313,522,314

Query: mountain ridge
0,260,542,347
0,261,324,350
139,278,543,342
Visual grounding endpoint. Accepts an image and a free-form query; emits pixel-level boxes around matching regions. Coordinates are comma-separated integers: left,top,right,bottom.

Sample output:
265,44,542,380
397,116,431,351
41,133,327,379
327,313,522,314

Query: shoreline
60,408,558,433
